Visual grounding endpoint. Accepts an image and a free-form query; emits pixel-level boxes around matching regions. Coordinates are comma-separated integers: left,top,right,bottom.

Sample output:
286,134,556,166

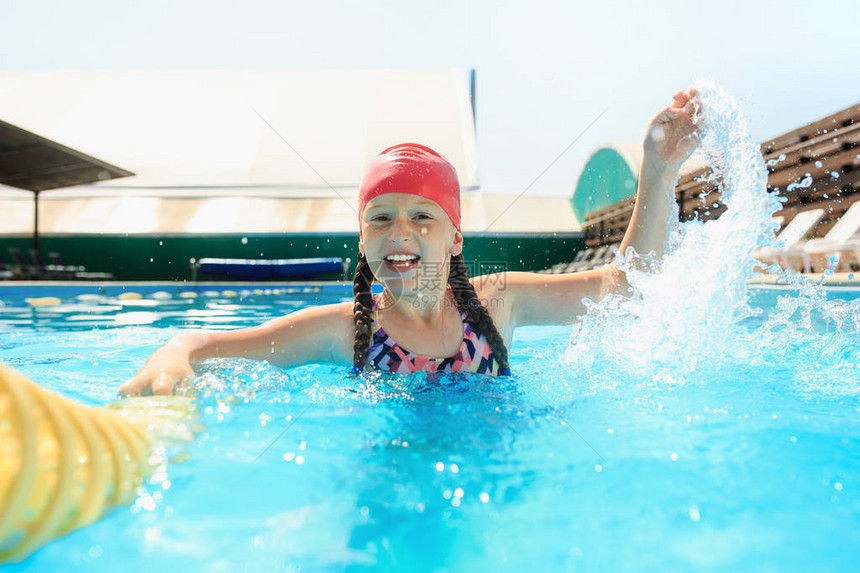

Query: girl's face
360,193,463,296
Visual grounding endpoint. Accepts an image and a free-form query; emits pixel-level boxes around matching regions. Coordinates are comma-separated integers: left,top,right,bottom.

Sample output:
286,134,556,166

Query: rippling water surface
3,81,860,572
0,282,857,573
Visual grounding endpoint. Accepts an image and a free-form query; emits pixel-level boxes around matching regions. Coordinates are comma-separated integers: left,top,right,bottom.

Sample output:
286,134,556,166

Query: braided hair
350,253,510,375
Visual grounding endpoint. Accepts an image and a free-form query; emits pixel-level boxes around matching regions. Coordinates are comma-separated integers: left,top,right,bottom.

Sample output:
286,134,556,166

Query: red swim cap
358,143,461,232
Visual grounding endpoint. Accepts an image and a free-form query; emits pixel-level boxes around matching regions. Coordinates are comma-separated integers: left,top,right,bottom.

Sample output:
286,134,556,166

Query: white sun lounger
752,208,825,271
782,201,860,272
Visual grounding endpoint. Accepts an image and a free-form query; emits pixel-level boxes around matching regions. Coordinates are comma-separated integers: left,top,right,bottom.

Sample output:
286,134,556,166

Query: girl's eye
367,212,431,222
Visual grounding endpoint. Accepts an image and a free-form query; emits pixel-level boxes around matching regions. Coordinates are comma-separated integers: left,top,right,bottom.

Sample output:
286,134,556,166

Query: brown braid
447,254,511,375
350,252,511,375
352,254,375,371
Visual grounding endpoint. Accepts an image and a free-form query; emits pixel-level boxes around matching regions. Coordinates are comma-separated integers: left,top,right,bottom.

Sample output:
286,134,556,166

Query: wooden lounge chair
752,208,825,271
562,248,593,272
595,243,622,269
571,245,609,272
0,256,14,280
782,201,860,272
8,248,41,280
28,250,78,280
43,252,115,280
554,249,591,273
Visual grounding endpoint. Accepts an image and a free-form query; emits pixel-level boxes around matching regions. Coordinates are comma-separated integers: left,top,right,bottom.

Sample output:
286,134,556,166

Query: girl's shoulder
314,299,357,333
468,272,514,342
322,300,362,364
267,300,356,366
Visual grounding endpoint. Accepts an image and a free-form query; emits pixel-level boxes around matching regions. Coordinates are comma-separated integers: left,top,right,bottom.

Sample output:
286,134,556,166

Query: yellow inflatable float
0,362,199,564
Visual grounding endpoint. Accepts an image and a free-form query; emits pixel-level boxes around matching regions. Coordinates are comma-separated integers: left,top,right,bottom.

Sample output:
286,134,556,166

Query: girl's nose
389,214,411,242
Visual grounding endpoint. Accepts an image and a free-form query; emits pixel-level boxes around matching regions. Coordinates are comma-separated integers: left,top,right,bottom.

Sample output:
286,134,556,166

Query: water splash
564,80,860,395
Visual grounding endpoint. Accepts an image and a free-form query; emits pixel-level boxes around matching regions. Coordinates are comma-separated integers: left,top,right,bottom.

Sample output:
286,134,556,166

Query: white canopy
0,192,577,235
0,69,578,234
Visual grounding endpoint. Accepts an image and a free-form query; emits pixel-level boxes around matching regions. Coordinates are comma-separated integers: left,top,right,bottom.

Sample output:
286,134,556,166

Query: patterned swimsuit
365,297,509,376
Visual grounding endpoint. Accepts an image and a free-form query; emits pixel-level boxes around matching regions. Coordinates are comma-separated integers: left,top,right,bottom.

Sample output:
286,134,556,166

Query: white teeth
386,254,418,262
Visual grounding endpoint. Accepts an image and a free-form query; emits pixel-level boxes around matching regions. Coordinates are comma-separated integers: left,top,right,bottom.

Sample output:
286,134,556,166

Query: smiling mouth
383,254,420,271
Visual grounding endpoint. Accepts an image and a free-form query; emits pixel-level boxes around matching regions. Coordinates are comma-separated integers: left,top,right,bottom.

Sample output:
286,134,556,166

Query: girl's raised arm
620,88,699,260
477,88,700,329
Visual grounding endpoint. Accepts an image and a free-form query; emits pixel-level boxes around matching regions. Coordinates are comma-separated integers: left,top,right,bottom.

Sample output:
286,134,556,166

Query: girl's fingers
152,375,176,396
684,98,698,116
118,374,146,397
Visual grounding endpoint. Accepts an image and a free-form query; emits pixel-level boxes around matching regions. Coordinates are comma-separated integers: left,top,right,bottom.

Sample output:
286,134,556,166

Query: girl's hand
642,87,701,178
118,344,195,397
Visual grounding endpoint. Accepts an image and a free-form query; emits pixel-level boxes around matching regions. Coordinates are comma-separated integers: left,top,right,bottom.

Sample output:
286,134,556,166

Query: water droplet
787,175,814,192
649,125,666,142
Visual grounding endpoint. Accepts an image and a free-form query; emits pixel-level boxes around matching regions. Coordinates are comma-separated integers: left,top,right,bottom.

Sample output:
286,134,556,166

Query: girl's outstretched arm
118,302,354,397
474,88,700,330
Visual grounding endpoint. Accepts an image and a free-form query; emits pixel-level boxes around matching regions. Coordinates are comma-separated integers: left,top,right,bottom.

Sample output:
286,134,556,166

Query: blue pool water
0,283,858,572
3,82,860,572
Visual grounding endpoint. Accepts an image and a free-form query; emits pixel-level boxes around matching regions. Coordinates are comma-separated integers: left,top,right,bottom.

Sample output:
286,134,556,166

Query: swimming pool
0,280,858,572
4,81,860,572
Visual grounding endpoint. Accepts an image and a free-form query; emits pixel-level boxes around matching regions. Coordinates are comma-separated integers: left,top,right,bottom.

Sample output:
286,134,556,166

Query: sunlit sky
2,0,857,197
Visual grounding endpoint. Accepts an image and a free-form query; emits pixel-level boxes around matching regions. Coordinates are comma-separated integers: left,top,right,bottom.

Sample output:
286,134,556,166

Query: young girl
119,88,699,396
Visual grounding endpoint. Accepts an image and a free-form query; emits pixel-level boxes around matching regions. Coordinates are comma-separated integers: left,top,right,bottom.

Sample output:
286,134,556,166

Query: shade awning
0,119,134,191
0,70,477,190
